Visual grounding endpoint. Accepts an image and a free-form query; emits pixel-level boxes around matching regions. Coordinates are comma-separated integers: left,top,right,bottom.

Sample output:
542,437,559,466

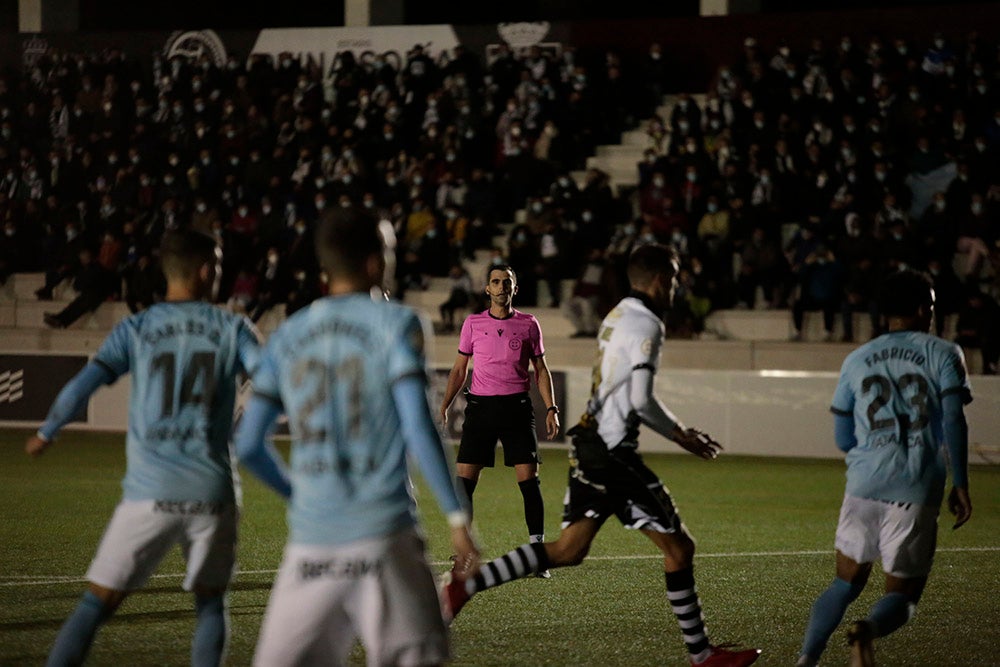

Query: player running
797,269,973,667
440,244,760,667
235,207,478,666
26,229,261,667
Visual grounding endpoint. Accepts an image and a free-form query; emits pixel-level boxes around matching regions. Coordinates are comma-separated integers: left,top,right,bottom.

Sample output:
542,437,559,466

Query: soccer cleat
847,620,875,667
693,645,762,667
535,569,552,579
438,571,470,625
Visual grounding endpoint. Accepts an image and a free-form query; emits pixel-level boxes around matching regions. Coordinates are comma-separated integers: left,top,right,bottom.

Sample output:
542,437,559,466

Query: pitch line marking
3,547,997,588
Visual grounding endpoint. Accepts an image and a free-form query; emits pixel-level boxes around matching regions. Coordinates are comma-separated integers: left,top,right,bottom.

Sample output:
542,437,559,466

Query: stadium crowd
0,31,997,370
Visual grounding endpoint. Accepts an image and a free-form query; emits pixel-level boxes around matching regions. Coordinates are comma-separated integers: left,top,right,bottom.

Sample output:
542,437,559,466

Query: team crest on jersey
509,338,522,351
641,338,653,356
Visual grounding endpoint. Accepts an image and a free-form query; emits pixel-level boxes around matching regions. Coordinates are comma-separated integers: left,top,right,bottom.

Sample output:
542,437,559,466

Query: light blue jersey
253,294,441,546
93,302,261,504
831,330,972,506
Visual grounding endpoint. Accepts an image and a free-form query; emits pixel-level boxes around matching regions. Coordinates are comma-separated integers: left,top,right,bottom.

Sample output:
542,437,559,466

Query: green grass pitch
1,429,997,666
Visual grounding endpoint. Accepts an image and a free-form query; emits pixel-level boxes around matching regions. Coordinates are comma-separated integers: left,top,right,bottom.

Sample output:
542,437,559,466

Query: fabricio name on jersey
863,346,927,368
141,320,222,346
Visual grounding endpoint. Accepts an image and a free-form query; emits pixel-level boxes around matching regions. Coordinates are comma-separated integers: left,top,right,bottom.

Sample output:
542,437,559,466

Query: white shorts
254,527,448,667
834,494,939,578
86,499,238,593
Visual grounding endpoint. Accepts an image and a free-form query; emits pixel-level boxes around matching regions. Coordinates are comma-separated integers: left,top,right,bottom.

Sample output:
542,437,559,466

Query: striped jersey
831,329,972,506
93,301,261,503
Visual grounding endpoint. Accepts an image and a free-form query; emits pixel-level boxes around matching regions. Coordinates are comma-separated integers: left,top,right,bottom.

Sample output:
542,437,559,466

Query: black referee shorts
456,392,539,467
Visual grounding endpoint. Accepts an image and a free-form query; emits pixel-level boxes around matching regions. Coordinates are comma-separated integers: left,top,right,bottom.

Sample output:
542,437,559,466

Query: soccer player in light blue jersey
797,270,973,667
25,229,262,667
235,206,479,666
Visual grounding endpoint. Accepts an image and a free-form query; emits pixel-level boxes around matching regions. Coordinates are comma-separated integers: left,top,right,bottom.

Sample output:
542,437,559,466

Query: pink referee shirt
458,309,545,396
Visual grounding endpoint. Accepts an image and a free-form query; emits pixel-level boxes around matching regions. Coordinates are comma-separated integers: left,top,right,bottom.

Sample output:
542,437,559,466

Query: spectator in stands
439,263,473,333
791,244,844,342
43,247,110,329
562,247,608,338
36,221,85,300
954,287,1000,375
737,226,787,309
124,252,163,314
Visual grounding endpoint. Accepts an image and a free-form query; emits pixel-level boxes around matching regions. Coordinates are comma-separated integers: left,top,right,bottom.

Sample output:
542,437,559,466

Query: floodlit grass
1,429,997,666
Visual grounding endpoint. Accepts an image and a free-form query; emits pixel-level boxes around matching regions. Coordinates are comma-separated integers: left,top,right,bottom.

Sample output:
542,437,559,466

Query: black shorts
456,392,539,467
561,446,682,533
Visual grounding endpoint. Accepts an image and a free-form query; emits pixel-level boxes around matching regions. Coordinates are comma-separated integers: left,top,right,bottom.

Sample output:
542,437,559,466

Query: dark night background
0,0,987,31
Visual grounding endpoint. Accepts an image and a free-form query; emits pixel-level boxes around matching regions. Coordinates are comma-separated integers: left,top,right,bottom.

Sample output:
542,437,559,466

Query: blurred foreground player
26,229,262,666
236,207,479,666
797,269,973,667
441,244,760,667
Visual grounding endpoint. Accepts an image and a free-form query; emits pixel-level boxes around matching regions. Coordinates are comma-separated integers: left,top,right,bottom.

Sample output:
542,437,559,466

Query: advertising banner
0,354,88,423
250,25,461,75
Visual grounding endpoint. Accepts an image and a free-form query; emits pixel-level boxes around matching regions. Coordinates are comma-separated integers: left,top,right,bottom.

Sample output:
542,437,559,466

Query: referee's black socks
458,476,478,518
518,477,545,540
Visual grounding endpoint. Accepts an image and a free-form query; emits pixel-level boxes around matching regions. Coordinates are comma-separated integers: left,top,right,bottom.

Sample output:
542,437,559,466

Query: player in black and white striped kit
441,244,761,667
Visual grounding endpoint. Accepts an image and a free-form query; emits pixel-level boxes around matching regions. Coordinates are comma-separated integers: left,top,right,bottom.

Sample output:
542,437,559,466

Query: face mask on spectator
934,199,946,212
342,174,353,184
971,202,983,215
163,175,175,185
678,121,690,132
413,175,424,185
686,172,697,182
707,202,718,213
295,224,306,235
531,202,543,213
4,227,14,237
196,203,207,212
977,84,988,95
268,252,279,264
874,170,886,182
238,206,248,216
66,228,78,241
759,174,770,185
908,91,919,102
108,155,118,165
582,211,593,222
364,199,375,209
316,199,326,210
445,153,456,162
653,177,665,188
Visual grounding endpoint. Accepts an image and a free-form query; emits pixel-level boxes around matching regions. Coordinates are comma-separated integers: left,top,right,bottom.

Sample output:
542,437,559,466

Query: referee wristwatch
546,405,559,415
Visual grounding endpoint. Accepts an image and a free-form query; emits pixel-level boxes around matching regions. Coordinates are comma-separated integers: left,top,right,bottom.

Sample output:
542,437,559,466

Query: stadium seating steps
1,271,971,373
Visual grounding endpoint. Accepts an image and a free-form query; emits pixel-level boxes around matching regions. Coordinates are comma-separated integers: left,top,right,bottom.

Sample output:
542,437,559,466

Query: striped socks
467,542,550,595
666,567,711,663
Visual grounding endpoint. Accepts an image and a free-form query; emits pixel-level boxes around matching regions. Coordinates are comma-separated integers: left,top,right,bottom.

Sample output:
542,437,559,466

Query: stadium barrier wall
3,351,997,464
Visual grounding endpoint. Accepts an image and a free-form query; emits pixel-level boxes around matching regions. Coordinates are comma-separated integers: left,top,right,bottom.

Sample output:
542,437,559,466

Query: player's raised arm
628,364,721,460
234,394,292,499
26,362,115,456
394,373,480,573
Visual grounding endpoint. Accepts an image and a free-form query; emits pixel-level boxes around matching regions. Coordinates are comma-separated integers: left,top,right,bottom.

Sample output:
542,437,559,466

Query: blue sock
867,592,913,638
800,578,864,661
192,594,229,667
46,590,110,666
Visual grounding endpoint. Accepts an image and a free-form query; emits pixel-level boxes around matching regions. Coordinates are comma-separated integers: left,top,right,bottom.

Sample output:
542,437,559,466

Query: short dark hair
315,206,383,277
879,269,934,318
626,243,679,288
159,229,218,280
486,263,517,285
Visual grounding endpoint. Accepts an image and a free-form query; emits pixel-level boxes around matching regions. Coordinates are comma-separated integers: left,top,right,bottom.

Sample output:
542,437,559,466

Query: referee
440,264,560,572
